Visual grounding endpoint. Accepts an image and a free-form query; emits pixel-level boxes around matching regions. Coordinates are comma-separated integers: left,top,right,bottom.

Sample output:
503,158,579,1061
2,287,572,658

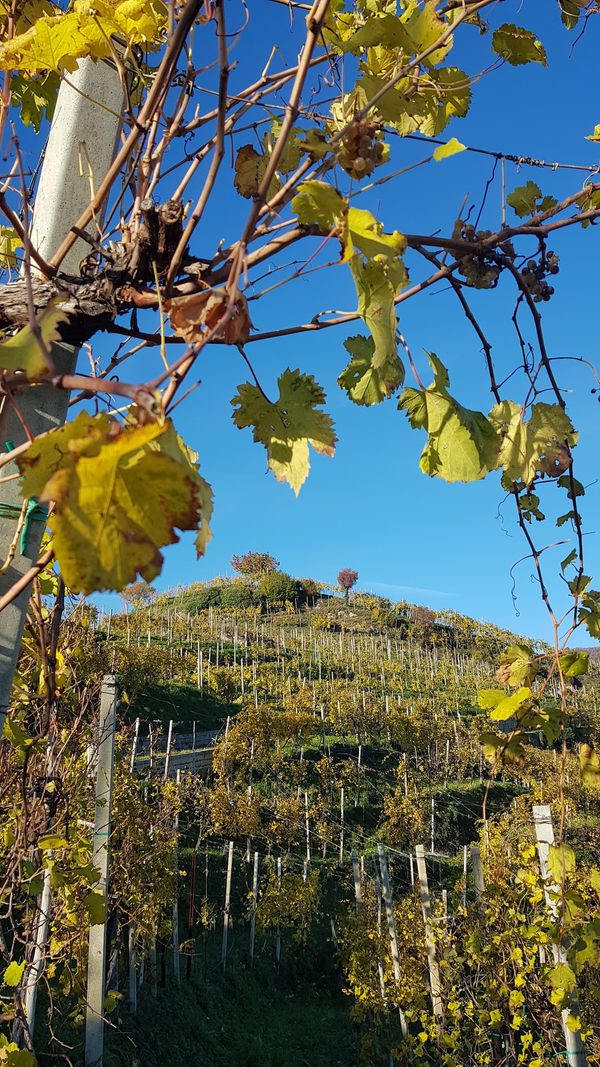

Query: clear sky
73,3,600,642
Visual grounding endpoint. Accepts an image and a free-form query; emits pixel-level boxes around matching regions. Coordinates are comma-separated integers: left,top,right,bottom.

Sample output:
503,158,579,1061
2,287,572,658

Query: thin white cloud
365,581,453,598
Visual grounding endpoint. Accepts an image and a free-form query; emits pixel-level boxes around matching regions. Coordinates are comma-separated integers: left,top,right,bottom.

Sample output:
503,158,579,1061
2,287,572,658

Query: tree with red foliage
338,568,358,601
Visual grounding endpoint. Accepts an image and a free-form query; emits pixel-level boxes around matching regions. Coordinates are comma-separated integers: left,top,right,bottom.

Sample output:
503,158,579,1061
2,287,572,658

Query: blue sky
65,3,600,641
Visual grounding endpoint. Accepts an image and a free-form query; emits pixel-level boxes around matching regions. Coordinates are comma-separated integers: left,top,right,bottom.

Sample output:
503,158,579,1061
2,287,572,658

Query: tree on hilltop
338,568,358,601
231,551,280,578
121,581,156,610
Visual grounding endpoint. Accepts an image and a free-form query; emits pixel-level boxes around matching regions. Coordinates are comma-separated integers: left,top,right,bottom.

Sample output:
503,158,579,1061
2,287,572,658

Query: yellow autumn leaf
18,410,213,593
0,0,167,72
0,301,69,377
0,225,21,268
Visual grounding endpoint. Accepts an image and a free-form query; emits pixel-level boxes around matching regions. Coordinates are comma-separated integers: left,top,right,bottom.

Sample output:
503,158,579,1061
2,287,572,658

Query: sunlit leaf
433,137,466,161
492,24,547,66
489,401,577,486
0,301,69,377
18,410,213,593
231,369,336,495
338,333,404,406
399,354,500,483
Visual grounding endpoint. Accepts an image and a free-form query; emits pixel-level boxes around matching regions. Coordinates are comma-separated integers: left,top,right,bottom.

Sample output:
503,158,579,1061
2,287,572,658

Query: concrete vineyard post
0,61,124,726
222,840,234,970
533,805,587,1066
249,851,259,964
85,675,117,1067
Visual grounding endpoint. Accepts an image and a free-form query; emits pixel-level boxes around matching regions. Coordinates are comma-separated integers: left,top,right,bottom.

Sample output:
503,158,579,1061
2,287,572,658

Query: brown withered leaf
165,290,252,345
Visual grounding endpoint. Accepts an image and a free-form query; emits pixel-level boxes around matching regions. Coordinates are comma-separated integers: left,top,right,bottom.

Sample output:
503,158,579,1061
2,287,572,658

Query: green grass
104,961,357,1067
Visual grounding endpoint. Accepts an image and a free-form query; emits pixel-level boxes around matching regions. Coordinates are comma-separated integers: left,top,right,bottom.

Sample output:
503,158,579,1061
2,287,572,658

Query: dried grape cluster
521,250,559,302
454,222,515,289
337,117,387,179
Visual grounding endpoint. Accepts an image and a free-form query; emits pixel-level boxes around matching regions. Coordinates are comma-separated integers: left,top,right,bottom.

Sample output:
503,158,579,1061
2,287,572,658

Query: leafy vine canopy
0,0,598,647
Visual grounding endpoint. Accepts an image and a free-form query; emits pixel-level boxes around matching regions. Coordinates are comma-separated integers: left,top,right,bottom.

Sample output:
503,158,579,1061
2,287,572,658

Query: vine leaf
0,225,22,268
338,334,404,406
492,24,547,66
579,590,600,639
165,290,252,345
343,206,406,264
559,651,589,677
489,401,577,486
10,71,59,131
231,369,336,494
0,301,69,377
432,136,466,162
291,180,345,230
496,643,537,687
579,744,600,789
399,354,500,483
18,410,213,594
506,180,557,217
3,960,25,986
586,124,600,143
547,843,576,883
349,258,406,387
0,0,167,72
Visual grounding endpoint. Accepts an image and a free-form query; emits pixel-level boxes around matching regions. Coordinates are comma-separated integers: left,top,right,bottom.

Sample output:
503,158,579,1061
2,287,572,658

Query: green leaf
579,590,600,639
488,687,532,722
0,1047,36,1067
3,960,24,987
496,643,537,687
18,411,213,594
0,300,69,377
492,24,547,66
557,511,577,528
547,843,576,884
348,258,405,383
560,0,581,29
579,744,600,789
231,369,336,495
2,716,33,750
557,474,585,499
480,730,526,767
489,401,577,486
590,869,600,897
291,180,345,230
338,334,404,406
561,549,577,574
549,962,577,993
10,71,59,131
559,651,589,677
433,137,466,162
509,190,555,218
84,890,107,925
399,354,500,483
38,834,68,850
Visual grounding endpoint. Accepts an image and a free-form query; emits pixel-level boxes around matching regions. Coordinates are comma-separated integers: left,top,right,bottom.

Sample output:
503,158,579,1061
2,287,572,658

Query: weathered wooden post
221,840,234,970
377,843,409,1040
249,851,259,965
415,845,443,1023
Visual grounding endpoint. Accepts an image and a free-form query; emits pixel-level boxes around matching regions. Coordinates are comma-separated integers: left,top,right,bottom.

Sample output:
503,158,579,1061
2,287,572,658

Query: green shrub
184,585,222,611
258,571,299,605
220,581,260,609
